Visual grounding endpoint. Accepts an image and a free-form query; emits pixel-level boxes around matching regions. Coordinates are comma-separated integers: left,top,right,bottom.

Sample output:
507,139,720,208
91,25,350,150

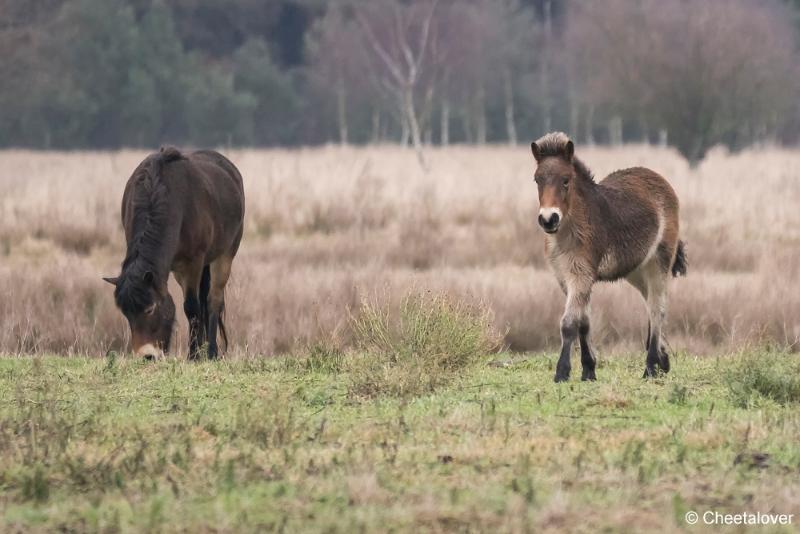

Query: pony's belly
597,248,639,282
597,251,622,281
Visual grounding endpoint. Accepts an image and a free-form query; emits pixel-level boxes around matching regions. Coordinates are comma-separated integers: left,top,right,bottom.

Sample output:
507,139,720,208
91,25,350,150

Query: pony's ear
564,140,574,161
531,142,541,163
102,276,119,286
143,271,154,285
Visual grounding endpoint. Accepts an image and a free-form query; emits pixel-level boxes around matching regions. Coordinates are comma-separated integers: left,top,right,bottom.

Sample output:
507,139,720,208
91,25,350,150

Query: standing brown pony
103,147,245,360
530,132,686,381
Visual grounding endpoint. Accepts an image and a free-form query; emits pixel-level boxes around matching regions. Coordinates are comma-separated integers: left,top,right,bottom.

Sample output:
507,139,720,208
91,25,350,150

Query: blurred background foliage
1,0,799,163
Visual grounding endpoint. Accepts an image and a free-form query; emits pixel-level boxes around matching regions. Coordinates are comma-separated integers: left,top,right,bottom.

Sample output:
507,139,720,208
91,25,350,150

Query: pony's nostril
539,213,560,230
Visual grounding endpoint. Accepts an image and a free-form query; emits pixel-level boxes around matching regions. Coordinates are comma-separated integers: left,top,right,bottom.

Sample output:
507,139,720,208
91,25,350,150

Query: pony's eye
562,178,570,188
145,303,157,315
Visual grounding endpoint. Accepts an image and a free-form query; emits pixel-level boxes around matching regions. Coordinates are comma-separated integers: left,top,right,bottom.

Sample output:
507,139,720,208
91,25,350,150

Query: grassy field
1,145,799,531
2,348,799,533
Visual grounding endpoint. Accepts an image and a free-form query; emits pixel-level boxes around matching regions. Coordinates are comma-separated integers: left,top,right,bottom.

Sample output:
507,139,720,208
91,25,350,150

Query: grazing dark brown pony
103,147,245,360
530,132,687,382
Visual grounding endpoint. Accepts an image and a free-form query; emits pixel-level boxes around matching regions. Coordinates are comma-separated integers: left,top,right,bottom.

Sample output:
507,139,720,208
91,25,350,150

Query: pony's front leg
175,263,205,360
555,288,591,383
578,313,597,381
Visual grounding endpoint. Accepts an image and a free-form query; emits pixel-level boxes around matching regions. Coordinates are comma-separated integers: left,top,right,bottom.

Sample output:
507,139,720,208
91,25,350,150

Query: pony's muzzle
134,343,164,361
538,208,561,233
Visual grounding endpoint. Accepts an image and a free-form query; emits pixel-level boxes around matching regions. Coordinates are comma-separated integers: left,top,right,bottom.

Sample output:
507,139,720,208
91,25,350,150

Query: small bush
668,384,689,405
347,293,502,399
725,351,800,407
301,340,346,374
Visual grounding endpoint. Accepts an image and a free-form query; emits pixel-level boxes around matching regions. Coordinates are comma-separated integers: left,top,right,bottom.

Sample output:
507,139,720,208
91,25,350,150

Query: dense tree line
1,0,798,162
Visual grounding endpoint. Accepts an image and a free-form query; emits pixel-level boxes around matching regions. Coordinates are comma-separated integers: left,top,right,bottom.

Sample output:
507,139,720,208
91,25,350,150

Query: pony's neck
571,157,595,185
557,159,598,246
121,185,181,288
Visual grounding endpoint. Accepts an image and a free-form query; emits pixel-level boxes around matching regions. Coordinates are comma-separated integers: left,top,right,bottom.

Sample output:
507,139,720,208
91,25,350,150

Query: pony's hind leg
643,271,670,378
627,266,669,376
207,255,234,359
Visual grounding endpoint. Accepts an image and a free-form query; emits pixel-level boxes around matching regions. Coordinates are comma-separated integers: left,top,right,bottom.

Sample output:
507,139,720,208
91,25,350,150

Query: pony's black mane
114,147,184,314
534,131,595,184
572,158,594,184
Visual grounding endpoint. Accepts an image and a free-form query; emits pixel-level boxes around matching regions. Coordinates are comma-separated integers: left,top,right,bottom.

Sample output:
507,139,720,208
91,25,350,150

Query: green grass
725,350,800,408
1,350,799,533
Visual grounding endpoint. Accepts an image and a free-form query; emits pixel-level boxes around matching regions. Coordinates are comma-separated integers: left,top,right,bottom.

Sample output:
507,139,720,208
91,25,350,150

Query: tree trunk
422,83,435,146
504,69,517,146
476,85,487,146
568,84,579,142
371,109,381,144
441,98,450,146
336,76,348,145
539,0,553,134
403,88,427,169
569,104,579,143
400,113,410,147
658,129,668,147
608,116,623,146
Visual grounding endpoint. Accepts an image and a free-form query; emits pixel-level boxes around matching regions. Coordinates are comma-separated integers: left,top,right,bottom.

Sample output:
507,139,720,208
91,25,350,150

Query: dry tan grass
0,144,798,357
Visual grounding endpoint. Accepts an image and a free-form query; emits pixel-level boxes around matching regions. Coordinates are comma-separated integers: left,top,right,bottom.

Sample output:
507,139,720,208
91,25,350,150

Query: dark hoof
143,354,156,362
554,373,570,383
581,370,597,381
642,367,663,379
659,347,671,373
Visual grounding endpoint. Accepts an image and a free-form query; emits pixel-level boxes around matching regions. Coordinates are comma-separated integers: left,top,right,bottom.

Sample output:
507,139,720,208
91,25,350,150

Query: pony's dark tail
671,240,688,277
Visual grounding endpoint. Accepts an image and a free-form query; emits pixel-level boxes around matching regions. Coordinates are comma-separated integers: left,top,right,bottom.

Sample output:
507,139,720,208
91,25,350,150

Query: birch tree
353,0,439,168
